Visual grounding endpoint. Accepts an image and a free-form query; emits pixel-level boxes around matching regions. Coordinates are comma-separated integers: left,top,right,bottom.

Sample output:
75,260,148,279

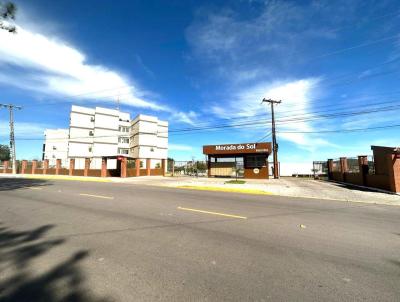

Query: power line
278,123,400,134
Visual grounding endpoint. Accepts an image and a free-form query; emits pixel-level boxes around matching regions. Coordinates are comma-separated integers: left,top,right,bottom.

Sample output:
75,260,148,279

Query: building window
119,126,129,133
118,137,129,144
245,155,266,168
90,116,95,122
89,130,94,136
88,146,92,152
118,148,129,155
52,146,57,150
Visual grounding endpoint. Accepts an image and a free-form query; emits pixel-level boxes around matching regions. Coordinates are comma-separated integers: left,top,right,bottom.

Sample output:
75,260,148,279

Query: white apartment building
130,115,168,168
43,105,168,169
68,105,131,168
42,129,69,167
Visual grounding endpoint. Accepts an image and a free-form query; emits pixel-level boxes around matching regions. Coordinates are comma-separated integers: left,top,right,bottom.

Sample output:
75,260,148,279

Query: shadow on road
0,223,110,302
0,178,51,192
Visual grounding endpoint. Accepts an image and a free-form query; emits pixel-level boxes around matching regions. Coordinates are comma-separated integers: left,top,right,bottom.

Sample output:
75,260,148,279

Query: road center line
177,206,247,219
79,193,114,200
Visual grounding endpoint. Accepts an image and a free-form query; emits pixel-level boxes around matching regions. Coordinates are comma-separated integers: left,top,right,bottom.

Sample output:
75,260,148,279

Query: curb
0,174,111,183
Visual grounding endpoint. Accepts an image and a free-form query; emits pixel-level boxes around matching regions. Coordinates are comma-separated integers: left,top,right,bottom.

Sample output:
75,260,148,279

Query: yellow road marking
79,193,114,200
177,206,247,219
177,186,273,195
29,187,42,190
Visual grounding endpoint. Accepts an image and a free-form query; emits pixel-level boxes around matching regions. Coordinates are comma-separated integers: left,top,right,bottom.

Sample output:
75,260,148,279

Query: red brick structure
21,160,27,174
0,156,166,179
327,145,400,193
135,159,140,177
3,161,9,173
54,159,61,175
146,158,151,176
120,157,127,178
68,159,74,176
84,158,90,177
161,159,166,177
31,160,37,174
43,159,49,175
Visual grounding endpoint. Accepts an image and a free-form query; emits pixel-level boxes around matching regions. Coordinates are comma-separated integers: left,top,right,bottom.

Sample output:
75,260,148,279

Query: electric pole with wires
0,103,22,174
262,98,281,179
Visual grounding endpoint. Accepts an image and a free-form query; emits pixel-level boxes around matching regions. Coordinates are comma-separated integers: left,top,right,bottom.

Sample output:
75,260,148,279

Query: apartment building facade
42,129,69,167
43,105,168,169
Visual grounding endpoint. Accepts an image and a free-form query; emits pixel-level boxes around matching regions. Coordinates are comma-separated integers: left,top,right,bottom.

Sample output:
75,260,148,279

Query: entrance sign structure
203,142,272,179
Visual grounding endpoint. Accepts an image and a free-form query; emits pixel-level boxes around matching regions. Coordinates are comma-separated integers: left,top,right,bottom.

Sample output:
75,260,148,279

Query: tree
0,144,11,161
0,1,17,33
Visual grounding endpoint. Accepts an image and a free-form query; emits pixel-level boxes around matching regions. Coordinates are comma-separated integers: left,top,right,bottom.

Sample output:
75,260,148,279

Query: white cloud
185,1,354,80
211,78,336,150
169,144,193,151
0,23,166,111
0,121,50,138
171,110,199,126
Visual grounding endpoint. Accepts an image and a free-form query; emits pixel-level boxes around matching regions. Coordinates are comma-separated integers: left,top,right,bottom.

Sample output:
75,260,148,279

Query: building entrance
203,142,272,179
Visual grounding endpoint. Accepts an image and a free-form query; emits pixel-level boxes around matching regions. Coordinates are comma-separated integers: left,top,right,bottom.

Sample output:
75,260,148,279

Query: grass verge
225,180,246,184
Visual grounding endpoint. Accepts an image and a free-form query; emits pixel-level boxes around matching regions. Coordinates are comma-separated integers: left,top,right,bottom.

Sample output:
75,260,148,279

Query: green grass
225,180,246,184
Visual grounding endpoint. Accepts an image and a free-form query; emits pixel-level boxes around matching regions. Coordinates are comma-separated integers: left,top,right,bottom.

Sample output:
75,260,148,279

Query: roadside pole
262,98,281,179
0,103,22,174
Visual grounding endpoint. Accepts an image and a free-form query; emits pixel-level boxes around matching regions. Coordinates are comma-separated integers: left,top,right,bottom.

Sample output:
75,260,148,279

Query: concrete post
161,159,166,176
3,161,8,173
387,153,400,193
135,159,140,177
84,158,90,177
101,158,107,178
120,157,127,178
32,160,37,175
43,159,49,175
56,159,62,175
146,158,151,176
68,159,74,176
21,160,27,174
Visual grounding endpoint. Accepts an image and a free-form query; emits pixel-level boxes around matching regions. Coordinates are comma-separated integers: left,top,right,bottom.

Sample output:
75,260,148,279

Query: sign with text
203,142,272,155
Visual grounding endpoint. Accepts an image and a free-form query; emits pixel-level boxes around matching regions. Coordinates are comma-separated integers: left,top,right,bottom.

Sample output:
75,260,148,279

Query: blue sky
1,0,400,171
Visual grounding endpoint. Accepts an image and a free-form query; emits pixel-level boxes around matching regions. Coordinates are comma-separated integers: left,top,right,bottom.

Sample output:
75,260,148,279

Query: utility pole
0,104,22,174
262,98,281,179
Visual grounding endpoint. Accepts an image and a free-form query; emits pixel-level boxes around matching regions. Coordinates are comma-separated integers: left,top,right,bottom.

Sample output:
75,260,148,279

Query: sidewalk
117,176,400,205
2,174,400,206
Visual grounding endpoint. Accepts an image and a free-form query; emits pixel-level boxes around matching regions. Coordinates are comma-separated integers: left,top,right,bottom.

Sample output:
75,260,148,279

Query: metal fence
312,161,328,175
168,161,207,177
367,155,375,175
347,157,359,173
331,160,340,172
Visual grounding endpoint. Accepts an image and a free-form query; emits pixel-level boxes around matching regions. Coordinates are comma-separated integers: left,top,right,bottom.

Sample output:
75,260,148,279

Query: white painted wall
43,129,69,167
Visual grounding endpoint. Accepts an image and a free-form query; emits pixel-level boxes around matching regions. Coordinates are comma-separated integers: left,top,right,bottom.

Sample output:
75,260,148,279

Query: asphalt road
0,177,399,302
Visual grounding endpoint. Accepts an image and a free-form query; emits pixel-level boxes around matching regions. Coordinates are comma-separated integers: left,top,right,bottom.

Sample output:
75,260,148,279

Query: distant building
43,105,168,168
42,129,69,167
130,114,168,168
